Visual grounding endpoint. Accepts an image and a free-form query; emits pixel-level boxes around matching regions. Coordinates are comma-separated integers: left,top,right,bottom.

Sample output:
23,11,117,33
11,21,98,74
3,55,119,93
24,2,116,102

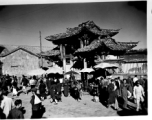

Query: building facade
0,46,52,76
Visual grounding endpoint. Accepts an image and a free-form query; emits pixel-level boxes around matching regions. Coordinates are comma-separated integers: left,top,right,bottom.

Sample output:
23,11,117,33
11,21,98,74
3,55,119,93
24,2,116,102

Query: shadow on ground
117,103,148,116
117,109,148,116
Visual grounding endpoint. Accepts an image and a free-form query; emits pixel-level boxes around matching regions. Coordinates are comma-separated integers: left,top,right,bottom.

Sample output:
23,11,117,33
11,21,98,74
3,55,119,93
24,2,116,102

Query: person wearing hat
137,76,145,89
30,88,42,118
133,81,145,112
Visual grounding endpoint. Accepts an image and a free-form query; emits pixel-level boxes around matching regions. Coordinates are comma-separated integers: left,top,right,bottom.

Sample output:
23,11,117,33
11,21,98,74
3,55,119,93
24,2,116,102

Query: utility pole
39,31,43,68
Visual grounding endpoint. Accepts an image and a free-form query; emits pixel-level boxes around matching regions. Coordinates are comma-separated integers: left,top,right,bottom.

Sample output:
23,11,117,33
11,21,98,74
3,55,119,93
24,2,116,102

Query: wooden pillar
117,56,119,59
117,56,121,73
80,39,87,68
70,58,73,66
102,55,104,60
84,59,87,68
60,44,66,78
80,39,87,91
137,63,139,74
52,62,55,66
80,39,83,48
70,55,73,71
63,44,66,76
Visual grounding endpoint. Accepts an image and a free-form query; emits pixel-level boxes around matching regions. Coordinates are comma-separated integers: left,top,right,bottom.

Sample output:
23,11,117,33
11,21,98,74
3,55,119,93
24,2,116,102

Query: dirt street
10,92,118,118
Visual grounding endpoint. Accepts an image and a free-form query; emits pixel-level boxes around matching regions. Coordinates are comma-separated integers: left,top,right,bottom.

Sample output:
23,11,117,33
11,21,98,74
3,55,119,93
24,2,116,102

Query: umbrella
94,62,119,69
80,68,94,73
65,70,79,75
94,62,118,77
45,65,63,74
27,68,46,76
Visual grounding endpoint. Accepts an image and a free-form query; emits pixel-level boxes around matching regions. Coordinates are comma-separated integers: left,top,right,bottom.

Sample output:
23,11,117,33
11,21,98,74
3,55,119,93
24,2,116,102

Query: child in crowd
8,99,24,119
30,88,42,118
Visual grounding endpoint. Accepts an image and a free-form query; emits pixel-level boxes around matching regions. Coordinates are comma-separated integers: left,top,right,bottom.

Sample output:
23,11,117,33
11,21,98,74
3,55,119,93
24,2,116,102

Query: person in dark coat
115,79,120,96
126,76,133,95
113,80,120,110
30,88,42,119
21,76,29,95
39,80,46,100
0,107,6,119
12,78,18,97
121,79,128,109
45,76,50,96
76,81,82,100
6,76,12,93
63,78,69,97
1,77,8,92
107,79,116,108
100,78,109,105
55,79,62,102
127,76,133,86
49,77,54,102
71,81,81,102
8,99,24,119
50,78,58,104
92,83,99,102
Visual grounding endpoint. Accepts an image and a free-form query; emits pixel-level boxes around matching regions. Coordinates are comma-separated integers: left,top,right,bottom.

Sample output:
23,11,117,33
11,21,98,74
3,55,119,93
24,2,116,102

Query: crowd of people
0,74,83,119
0,73,148,119
88,75,147,112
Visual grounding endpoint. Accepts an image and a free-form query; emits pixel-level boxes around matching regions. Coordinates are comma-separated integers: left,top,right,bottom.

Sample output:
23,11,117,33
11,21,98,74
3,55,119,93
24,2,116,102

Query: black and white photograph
0,0,149,119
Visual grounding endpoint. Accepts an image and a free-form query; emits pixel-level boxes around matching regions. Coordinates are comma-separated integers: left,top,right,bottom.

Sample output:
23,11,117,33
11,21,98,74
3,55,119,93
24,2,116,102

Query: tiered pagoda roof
125,48,147,55
122,54,147,63
45,21,138,57
75,38,138,54
41,46,60,57
45,21,120,44
41,49,60,57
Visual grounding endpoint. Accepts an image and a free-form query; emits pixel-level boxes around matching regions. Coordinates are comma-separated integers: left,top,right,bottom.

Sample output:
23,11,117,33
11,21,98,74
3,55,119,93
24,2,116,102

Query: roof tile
45,21,120,41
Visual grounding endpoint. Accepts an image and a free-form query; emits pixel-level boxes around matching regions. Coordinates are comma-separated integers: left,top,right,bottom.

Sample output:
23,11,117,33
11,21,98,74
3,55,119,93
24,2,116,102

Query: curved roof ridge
75,38,138,54
45,21,120,42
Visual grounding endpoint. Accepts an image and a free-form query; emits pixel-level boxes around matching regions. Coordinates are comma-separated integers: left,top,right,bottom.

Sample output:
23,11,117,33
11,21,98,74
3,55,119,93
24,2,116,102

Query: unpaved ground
10,92,118,118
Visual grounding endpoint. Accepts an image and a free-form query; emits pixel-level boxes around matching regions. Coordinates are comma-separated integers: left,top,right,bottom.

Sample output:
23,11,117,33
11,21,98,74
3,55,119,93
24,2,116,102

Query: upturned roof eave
74,39,138,55
41,49,60,57
45,30,120,44
45,21,121,44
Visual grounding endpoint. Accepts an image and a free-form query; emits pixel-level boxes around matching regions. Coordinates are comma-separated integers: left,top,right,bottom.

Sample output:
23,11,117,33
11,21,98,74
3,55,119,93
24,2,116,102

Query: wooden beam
70,55,73,66
84,58,87,68
60,44,63,59
80,39,84,48
60,44,66,78
63,44,66,75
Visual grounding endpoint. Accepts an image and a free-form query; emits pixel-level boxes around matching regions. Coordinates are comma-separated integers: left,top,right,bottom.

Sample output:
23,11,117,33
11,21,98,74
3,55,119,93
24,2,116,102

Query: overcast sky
0,1,146,49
